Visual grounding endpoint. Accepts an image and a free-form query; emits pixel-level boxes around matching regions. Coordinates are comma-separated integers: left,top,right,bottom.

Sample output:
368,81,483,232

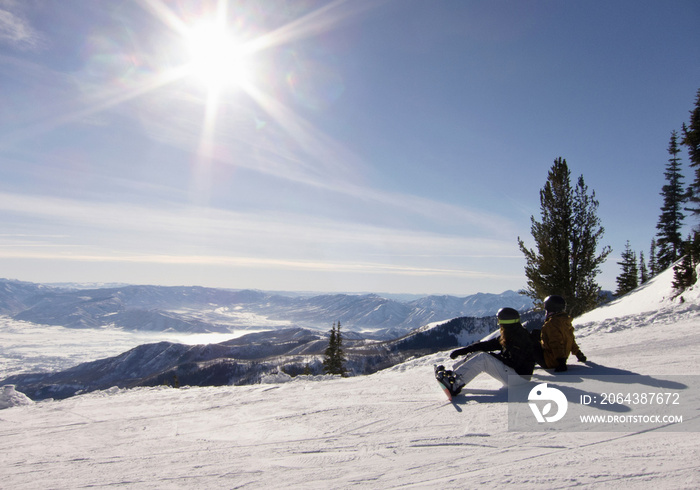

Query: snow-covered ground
1,267,699,488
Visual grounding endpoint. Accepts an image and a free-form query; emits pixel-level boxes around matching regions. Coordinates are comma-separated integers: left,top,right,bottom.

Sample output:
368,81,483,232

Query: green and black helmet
496,307,520,325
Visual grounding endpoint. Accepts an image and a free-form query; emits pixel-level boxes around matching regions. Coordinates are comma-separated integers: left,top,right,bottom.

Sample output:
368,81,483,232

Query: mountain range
0,279,534,338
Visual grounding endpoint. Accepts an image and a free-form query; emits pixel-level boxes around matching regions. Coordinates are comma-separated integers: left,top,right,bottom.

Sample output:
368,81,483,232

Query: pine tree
648,239,659,277
323,322,337,373
615,241,639,296
672,231,700,291
681,88,700,218
322,321,347,376
639,250,648,284
335,321,347,376
518,157,612,317
656,131,686,270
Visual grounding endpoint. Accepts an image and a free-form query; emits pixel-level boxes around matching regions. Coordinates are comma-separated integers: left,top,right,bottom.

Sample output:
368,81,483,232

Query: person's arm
450,336,501,359
571,339,587,362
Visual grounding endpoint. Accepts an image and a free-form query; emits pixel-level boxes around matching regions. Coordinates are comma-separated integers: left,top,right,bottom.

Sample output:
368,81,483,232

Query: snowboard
434,364,457,401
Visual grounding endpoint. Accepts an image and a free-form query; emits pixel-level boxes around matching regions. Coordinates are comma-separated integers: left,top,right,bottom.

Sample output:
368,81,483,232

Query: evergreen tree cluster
683,89,700,218
322,321,347,376
616,88,700,295
520,89,700,316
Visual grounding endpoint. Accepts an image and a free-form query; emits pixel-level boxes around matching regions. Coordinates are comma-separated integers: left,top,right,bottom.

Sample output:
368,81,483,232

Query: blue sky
1,0,699,296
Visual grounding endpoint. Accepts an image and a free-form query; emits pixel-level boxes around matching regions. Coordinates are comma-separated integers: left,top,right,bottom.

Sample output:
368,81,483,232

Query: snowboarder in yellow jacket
541,295,587,372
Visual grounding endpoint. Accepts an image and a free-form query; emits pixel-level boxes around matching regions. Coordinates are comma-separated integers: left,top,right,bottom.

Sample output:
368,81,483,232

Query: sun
184,20,254,93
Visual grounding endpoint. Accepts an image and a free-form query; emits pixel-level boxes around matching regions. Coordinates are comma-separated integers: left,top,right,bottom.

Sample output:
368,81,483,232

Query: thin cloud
0,2,43,50
0,191,522,278
0,248,521,281
0,191,518,254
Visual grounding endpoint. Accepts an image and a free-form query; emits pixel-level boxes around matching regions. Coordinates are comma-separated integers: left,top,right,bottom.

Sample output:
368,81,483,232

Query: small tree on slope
322,321,347,376
639,251,649,285
616,241,639,296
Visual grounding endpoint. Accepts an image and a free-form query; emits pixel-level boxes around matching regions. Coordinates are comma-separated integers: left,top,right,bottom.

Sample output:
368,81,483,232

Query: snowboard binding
434,364,464,398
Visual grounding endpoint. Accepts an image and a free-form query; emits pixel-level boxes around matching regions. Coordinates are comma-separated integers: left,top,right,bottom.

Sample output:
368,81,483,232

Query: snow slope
1,270,699,488
575,264,700,326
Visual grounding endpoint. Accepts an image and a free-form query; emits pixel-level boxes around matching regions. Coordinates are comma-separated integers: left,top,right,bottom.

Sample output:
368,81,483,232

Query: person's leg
453,352,526,389
481,353,518,385
452,352,498,386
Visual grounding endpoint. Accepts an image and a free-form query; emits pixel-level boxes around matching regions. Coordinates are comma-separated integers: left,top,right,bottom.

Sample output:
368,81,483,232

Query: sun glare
185,21,253,92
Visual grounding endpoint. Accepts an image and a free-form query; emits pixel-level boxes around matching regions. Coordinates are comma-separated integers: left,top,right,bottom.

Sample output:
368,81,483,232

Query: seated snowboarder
540,295,587,372
441,307,536,396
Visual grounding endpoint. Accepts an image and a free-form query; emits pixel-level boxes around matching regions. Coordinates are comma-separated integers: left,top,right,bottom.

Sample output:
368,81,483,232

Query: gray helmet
497,307,520,325
544,295,566,313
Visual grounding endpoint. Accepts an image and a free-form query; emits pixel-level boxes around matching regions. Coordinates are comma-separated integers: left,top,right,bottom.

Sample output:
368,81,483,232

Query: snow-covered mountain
1,266,698,487
0,279,534,337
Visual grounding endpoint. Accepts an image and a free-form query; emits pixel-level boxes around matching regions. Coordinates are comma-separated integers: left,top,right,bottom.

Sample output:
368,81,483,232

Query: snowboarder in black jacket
446,307,536,395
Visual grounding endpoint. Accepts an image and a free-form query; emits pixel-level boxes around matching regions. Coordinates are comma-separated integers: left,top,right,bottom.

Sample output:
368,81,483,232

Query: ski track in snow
1,269,700,488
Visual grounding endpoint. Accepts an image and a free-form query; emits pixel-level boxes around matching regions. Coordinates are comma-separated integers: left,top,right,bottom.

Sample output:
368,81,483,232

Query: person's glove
576,351,587,362
450,346,473,359
554,358,568,372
